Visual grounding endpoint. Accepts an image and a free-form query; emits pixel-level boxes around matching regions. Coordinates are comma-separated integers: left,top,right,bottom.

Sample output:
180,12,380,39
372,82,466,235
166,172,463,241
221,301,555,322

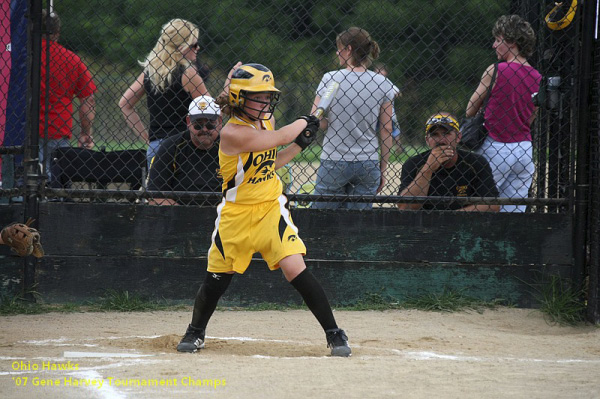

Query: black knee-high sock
191,272,233,330
290,269,338,331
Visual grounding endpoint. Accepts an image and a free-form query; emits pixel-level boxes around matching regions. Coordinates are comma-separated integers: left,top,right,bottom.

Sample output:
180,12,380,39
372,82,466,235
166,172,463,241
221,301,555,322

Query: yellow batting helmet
228,64,280,120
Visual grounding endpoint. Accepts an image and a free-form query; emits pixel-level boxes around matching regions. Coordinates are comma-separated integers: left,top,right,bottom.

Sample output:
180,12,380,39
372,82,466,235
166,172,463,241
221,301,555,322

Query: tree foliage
50,0,513,144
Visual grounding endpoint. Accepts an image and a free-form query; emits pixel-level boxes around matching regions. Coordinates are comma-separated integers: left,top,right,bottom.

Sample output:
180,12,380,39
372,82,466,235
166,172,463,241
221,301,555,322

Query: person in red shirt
39,10,96,177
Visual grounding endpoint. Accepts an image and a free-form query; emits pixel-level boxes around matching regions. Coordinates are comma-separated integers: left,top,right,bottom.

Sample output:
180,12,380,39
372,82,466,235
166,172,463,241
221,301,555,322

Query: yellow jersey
219,115,282,204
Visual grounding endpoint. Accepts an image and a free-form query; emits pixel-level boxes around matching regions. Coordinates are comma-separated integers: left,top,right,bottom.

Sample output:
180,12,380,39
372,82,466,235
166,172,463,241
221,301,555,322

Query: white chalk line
69,370,126,399
19,335,161,345
208,335,306,344
397,350,600,364
19,334,299,345
251,355,329,359
63,352,154,359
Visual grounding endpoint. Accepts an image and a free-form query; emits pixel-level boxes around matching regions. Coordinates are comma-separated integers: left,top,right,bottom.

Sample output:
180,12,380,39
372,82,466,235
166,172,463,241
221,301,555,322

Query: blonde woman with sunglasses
119,18,209,169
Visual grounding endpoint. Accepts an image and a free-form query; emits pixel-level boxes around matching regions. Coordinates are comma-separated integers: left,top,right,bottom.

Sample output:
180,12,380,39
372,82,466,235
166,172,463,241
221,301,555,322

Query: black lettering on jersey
255,160,275,176
248,170,275,184
252,149,276,167
247,148,278,184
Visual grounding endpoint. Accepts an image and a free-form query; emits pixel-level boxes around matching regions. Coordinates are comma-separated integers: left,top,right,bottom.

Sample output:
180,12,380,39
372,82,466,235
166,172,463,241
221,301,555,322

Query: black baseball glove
295,115,320,150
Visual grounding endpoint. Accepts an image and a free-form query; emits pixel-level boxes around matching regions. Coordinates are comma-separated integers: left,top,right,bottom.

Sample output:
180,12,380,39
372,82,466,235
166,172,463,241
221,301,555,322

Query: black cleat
177,324,205,353
326,328,351,357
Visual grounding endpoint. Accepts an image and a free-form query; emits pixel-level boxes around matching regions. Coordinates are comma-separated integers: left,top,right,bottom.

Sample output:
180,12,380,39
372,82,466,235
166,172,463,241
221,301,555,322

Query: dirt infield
1,309,598,398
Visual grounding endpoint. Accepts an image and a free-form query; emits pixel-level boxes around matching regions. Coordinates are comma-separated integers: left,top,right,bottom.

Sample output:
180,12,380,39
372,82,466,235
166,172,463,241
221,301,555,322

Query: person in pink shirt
39,10,97,178
466,15,541,213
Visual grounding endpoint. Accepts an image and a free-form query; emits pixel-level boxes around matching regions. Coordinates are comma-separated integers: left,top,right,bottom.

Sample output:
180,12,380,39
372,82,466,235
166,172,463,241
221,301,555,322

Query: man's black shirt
398,149,498,210
147,131,221,205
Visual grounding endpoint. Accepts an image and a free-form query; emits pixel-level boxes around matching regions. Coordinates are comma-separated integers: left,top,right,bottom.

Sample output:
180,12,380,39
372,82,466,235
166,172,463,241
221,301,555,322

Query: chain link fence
0,0,584,211
588,13,600,322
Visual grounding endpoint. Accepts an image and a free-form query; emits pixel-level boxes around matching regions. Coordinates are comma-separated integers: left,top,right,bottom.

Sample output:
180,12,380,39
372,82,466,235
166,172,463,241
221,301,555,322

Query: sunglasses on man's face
192,121,216,130
427,128,455,139
427,116,457,127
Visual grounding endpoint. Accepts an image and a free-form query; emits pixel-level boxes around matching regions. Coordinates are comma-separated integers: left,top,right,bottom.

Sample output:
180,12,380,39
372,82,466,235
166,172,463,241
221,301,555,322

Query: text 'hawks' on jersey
219,116,282,204
248,148,277,185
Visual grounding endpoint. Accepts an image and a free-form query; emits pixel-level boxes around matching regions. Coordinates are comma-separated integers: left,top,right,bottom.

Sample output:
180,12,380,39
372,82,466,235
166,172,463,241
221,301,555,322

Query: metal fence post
573,0,598,319
22,0,43,301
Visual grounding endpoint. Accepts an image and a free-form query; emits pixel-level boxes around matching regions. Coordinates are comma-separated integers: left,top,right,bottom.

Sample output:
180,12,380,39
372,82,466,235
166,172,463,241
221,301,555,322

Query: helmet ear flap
230,92,238,106
229,91,246,108
228,90,243,108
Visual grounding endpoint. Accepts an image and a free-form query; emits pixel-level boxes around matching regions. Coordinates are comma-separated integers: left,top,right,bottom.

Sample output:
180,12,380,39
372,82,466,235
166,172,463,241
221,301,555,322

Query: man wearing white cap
147,95,222,206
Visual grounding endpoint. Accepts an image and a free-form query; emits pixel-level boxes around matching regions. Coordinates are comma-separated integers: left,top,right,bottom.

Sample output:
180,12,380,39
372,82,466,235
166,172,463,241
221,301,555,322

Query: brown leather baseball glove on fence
1,218,44,258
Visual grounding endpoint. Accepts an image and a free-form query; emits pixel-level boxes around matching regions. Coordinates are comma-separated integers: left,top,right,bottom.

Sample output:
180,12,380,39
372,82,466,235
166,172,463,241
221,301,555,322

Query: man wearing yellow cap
397,112,499,211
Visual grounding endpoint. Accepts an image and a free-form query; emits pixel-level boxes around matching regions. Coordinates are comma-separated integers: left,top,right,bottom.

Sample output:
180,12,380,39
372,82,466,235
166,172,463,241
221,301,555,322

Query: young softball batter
176,63,351,357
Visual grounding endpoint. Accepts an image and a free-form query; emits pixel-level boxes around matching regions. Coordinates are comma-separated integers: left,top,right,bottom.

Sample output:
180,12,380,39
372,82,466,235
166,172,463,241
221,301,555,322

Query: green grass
335,289,506,312
401,289,507,313
0,287,45,315
94,289,173,312
341,292,402,311
0,288,90,315
0,289,507,315
220,302,306,311
218,291,505,312
52,303,86,313
0,289,184,315
531,275,587,326
0,294,45,315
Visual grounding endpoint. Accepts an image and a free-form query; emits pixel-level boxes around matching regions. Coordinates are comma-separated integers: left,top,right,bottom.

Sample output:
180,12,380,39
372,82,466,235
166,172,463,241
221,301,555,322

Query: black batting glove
297,115,320,129
295,115,320,150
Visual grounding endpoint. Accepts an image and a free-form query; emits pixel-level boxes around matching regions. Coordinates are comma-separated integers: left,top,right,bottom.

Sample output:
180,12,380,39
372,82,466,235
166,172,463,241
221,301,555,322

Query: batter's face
244,92,272,120
188,116,221,150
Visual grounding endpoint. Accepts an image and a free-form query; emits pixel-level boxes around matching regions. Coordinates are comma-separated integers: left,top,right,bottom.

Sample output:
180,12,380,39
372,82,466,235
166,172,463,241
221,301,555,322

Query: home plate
63,351,155,358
